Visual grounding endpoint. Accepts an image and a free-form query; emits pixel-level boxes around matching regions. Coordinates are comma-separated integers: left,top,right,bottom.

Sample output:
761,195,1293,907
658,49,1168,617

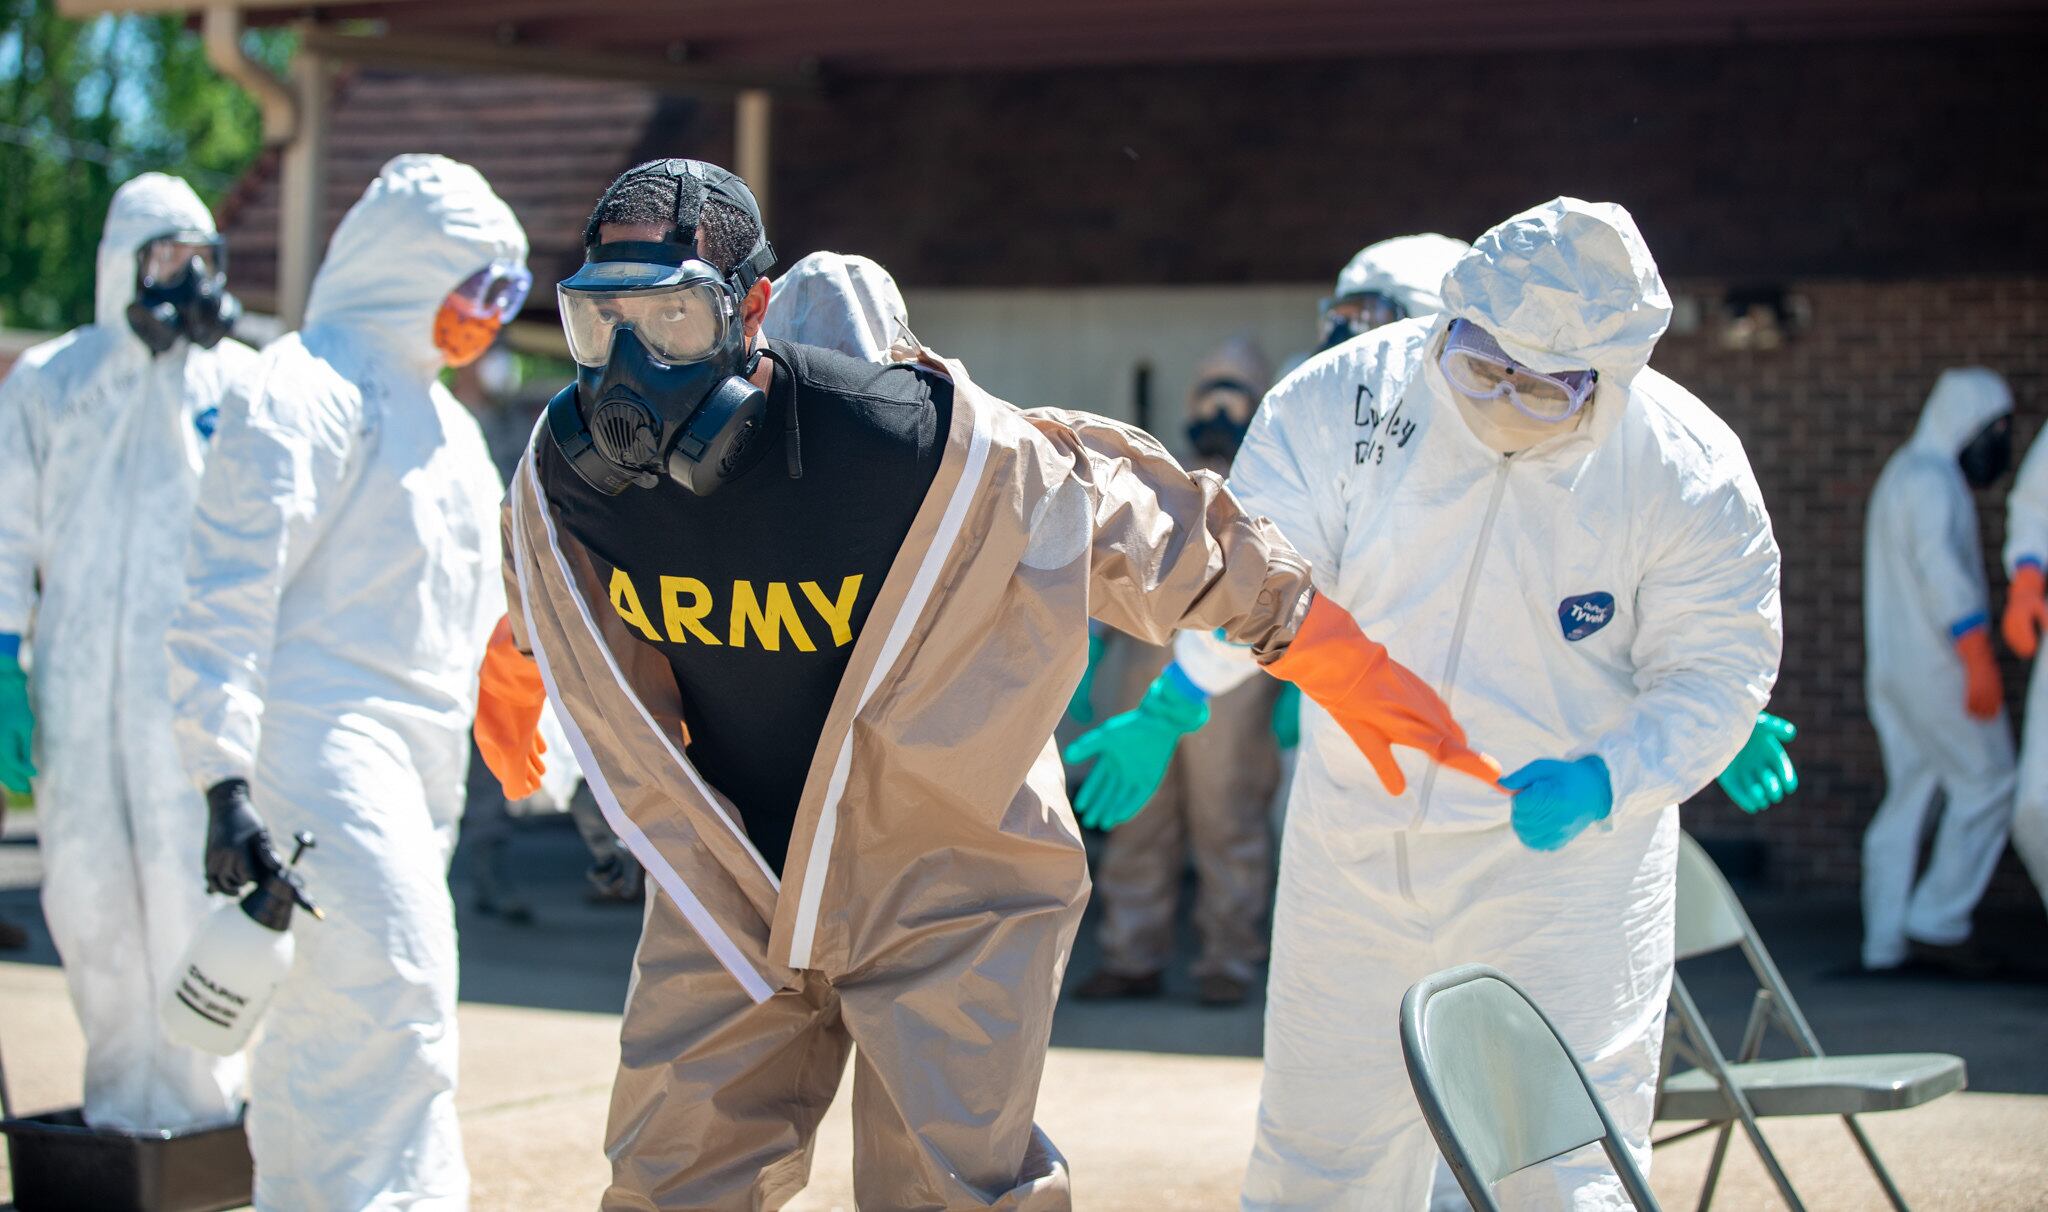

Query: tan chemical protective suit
1089,336,1283,986
504,347,1314,1210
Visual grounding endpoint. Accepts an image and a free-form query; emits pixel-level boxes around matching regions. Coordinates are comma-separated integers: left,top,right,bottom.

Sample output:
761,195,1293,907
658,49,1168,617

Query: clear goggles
448,260,533,323
1319,291,1405,338
557,260,735,369
138,233,225,287
1438,318,1598,422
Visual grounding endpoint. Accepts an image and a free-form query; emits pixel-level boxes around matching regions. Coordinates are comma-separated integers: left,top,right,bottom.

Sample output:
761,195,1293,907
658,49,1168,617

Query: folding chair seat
1658,1053,1964,1121
1655,833,1966,1212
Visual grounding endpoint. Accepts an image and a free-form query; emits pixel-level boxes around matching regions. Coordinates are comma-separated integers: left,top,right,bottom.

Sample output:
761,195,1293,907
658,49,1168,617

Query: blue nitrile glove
1271,683,1302,750
1062,663,1210,830
1501,756,1612,852
0,635,35,796
1066,630,1107,725
1716,712,1798,814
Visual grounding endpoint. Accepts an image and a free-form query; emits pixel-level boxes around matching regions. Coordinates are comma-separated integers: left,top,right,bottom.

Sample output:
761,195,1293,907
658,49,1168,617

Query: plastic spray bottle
161,832,323,1056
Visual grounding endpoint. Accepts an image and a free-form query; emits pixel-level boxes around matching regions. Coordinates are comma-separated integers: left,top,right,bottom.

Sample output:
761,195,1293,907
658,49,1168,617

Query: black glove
205,778,283,895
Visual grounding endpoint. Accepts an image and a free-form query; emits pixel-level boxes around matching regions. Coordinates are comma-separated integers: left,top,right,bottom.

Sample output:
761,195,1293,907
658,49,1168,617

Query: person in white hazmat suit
1861,367,2017,974
1071,198,1783,1209
2001,408,2048,912
1262,235,1477,826
761,249,914,360
166,154,529,1210
0,173,257,1132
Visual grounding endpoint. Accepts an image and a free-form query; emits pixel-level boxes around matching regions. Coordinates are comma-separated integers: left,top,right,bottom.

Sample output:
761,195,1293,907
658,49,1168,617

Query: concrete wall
902,283,1320,454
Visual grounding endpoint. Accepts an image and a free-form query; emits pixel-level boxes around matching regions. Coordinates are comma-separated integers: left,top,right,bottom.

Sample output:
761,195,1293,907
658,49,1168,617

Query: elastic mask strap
751,345,801,480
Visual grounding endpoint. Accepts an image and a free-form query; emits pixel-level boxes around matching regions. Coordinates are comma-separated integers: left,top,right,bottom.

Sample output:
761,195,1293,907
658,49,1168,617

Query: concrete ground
4,805,2047,1209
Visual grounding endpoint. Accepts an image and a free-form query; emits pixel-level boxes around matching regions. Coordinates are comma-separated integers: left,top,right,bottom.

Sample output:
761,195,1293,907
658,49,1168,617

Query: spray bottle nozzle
284,831,324,921
243,831,323,929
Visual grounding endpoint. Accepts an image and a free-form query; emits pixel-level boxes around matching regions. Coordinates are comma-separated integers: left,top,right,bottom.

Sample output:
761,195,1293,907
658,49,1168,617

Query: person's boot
1073,969,1164,1000
1906,937,2000,979
1196,973,1251,1007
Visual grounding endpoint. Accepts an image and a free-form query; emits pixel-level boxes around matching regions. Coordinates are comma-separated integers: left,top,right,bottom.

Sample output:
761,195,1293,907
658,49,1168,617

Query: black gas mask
1959,415,2013,489
1185,375,1261,461
547,160,778,496
1316,290,1405,354
125,232,239,355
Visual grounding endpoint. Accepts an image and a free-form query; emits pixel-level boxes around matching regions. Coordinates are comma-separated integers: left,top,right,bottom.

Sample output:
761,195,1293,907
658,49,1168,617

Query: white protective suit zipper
1401,456,1513,895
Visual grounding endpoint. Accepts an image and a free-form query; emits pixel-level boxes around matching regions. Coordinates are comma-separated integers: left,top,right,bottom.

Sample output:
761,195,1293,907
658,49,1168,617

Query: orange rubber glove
2003,563,2048,659
1956,626,2003,721
476,615,548,799
1265,594,1503,796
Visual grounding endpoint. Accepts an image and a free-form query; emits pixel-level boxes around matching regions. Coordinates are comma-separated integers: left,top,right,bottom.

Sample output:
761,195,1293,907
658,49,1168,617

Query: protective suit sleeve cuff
0,633,18,661
1140,669,1212,734
181,749,256,797
2016,556,2043,573
1171,627,1260,696
1948,611,1989,640
1159,660,1211,705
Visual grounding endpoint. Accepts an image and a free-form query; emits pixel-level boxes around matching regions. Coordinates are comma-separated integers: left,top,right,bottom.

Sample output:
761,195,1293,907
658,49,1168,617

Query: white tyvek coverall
761,250,910,361
0,174,257,1132
1332,233,1471,318
2004,420,2048,909
167,154,522,1211
1277,234,1470,408
1180,199,1781,1210
1862,368,2016,968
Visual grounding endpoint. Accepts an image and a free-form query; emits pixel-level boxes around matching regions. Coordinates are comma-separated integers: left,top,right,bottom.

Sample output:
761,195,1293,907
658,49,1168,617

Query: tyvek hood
304,154,527,376
1332,233,1471,319
96,173,215,331
1441,197,1672,386
1185,334,1273,424
761,251,909,363
1910,367,2013,457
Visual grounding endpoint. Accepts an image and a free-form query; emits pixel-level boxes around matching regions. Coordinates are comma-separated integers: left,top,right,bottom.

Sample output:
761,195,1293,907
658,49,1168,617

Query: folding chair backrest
1402,965,1611,1184
1674,832,1747,961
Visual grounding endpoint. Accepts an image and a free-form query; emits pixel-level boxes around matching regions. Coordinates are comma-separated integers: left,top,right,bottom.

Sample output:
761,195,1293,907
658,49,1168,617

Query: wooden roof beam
296,26,823,94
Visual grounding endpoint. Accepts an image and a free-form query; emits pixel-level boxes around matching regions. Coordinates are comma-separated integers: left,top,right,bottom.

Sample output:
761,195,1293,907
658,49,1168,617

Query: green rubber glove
1066,631,1106,725
0,643,36,796
1062,666,1210,830
1271,683,1302,750
1715,712,1797,814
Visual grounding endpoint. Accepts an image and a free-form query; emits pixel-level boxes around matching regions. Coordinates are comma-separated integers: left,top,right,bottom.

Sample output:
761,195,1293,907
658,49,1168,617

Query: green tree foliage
0,0,291,330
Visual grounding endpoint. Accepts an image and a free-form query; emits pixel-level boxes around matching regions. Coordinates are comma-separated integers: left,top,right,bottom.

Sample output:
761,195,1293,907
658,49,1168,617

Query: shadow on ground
6,807,2047,1091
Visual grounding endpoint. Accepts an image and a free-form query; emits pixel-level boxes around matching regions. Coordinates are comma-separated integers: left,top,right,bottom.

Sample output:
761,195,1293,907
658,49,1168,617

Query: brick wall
768,36,2048,286
1652,276,2048,900
218,71,730,313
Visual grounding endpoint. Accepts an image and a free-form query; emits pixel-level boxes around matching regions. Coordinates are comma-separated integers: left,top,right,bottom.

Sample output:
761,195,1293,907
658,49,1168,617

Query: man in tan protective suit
1073,336,1284,1007
474,159,1499,1210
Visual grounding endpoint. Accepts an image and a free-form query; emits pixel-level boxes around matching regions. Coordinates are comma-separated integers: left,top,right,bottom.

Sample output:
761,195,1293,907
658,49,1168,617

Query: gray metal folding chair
1654,833,1966,1212
1402,963,1662,1212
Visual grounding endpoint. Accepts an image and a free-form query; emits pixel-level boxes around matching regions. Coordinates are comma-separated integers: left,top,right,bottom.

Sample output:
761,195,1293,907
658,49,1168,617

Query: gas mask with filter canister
547,159,779,496
126,231,240,354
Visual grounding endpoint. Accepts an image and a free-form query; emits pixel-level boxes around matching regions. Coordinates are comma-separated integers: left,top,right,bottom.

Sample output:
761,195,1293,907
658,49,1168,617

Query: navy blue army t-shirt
539,338,951,872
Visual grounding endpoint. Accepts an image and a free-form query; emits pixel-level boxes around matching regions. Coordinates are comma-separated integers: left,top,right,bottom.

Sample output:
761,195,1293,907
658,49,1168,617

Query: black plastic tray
0,1107,252,1212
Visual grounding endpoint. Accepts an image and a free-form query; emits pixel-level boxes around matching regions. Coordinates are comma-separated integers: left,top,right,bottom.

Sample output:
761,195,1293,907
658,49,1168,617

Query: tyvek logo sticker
1559,591,1616,642
193,406,219,441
